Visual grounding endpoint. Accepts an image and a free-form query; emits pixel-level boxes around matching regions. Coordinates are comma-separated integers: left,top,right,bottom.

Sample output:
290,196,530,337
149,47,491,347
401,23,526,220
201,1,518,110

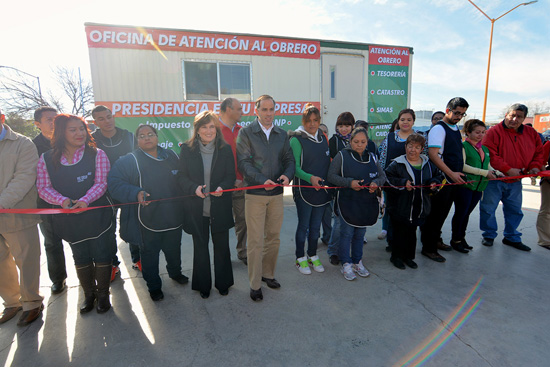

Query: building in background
85,23,413,148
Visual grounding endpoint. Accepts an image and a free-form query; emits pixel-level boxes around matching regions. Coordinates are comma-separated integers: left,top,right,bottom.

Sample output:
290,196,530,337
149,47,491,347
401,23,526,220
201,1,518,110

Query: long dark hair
186,110,225,150
51,114,96,169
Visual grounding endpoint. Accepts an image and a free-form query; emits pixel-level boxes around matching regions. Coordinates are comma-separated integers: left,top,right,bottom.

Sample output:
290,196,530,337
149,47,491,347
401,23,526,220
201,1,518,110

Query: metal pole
482,20,495,122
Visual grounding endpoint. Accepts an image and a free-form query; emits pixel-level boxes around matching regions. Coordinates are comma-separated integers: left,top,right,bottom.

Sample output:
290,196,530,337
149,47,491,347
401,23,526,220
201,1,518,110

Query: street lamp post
467,0,538,122
0,65,43,101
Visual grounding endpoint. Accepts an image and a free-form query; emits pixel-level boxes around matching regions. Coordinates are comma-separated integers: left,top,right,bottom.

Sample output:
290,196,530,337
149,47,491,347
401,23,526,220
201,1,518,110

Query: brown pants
0,225,43,311
245,193,284,290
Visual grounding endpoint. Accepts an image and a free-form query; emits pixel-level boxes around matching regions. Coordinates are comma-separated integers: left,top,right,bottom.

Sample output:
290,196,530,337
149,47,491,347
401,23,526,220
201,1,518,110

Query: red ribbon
1,171,548,215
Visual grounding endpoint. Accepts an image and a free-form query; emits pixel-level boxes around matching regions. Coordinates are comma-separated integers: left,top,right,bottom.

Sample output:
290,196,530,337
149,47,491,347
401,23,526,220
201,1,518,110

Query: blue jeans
295,196,326,258
338,216,366,264
321,202,332,244
480,180,523,242
327,202,340,257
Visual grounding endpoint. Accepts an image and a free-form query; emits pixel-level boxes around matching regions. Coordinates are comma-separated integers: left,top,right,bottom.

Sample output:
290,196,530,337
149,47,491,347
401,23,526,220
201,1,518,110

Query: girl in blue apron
327,127,386,281
289,104,331,275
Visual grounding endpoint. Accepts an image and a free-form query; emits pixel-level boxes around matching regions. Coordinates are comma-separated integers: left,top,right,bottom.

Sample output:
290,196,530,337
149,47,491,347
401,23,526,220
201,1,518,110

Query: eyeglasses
137,133,157,140
451,111,467,118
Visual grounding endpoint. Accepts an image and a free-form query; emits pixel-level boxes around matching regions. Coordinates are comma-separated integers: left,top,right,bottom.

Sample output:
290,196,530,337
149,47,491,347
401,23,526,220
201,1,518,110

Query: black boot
95,262,112,314
75,263,96,314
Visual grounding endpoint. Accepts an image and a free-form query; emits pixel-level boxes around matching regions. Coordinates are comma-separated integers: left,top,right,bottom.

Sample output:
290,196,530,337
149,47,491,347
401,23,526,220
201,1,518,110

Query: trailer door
321,53,365,133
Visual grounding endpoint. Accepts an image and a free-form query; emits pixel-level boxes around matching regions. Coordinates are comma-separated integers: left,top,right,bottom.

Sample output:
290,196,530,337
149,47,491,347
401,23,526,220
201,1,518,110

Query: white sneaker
296,256,311,275
352,260,370,277
377,230,387,240
341,263,356,281
308,255,325,273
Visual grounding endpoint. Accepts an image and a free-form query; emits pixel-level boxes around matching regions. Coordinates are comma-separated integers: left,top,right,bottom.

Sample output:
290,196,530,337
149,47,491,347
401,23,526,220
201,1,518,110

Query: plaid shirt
37,146,110,206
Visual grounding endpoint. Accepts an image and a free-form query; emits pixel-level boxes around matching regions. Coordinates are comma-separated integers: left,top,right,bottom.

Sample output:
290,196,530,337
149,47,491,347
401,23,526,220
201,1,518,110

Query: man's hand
448,171,466,184
137,191,151,206
264,179,276,191
195,185,207,198
278,175,290,186
506,168,522,177
211,186,223,197
529,168,541,175
310,176,323,191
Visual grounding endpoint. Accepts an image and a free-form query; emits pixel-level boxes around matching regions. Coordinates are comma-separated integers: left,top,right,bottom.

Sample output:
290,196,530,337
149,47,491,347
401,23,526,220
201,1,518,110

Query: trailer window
183,61,251,101
330,66,336,99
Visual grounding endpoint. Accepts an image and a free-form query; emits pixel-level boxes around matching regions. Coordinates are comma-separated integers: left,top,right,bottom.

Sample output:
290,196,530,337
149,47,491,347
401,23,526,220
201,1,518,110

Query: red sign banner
369,46,410,66
85,25,320,60
96,101,321,118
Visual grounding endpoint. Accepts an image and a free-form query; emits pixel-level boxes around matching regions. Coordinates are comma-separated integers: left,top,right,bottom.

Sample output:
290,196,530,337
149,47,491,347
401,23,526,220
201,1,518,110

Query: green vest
463,141,490,192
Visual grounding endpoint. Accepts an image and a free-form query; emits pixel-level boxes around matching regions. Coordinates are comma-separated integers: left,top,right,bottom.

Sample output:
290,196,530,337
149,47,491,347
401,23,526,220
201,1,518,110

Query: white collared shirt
260,123,274,140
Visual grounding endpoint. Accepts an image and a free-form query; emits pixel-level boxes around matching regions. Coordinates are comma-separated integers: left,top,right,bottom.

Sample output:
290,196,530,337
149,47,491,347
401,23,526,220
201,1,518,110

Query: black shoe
250,288,263,301
421,251,446,263
461,239,473,250
451,240,469,254
502,238,531,251
149,289,164,301
200,291,210,299
261,277,281,289
51,280,66,294
404,259,418,269
329,255,339,265
385,245,392,253
436,240,453,251
219,289,229,296
170,274,189,284
482,238,494,247
390,257,405,269
79,294,96,314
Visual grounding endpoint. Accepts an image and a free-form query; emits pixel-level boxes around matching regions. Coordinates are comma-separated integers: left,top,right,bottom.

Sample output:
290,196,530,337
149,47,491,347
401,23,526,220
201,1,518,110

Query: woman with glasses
178,111,235,299
36,114,114,314
108,124,188,302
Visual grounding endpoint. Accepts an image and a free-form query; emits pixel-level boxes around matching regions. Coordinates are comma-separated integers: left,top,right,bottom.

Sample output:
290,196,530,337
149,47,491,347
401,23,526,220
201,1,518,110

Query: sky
1,0,549,122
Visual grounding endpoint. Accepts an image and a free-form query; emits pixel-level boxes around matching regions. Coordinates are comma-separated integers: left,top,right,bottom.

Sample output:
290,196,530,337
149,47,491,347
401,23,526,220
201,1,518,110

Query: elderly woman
385,134,443,269
37,114,114,314
328,127,386,281
108,124,187,302
289,104,331,275
178,111,235,299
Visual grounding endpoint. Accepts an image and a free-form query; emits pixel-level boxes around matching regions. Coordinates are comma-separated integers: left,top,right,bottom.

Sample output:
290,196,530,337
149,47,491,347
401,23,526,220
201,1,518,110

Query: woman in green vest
450,119,498,250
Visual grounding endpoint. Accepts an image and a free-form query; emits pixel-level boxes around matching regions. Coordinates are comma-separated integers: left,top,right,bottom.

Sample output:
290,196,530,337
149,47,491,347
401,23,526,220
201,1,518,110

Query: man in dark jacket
91,105,140,277
236,95,295,302
480,103,544,251
32,106,67,294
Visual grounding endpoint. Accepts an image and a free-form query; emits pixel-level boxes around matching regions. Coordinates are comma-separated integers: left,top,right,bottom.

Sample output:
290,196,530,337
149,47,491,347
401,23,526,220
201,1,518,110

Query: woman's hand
195,185,207,198
429,182,438,191
310,176,323,191
405,180,413,191
351,179,363,191
71,201,88,210
211,186,223,197
62,198,72,209
368,182,378,193
486,171,496,180
137,191,150,206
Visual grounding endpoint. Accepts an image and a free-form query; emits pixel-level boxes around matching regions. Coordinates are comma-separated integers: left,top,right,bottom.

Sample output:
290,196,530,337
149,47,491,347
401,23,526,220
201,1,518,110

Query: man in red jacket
480,103,544,251
219,98,247,264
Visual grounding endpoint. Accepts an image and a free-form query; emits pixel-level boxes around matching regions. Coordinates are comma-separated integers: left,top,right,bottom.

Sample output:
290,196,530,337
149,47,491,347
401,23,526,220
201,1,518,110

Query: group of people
0,95,548,326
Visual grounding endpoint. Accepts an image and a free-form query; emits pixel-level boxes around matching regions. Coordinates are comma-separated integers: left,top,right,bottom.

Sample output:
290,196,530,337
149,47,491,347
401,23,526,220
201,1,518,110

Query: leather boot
75,263,96,314
95,262,112,314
